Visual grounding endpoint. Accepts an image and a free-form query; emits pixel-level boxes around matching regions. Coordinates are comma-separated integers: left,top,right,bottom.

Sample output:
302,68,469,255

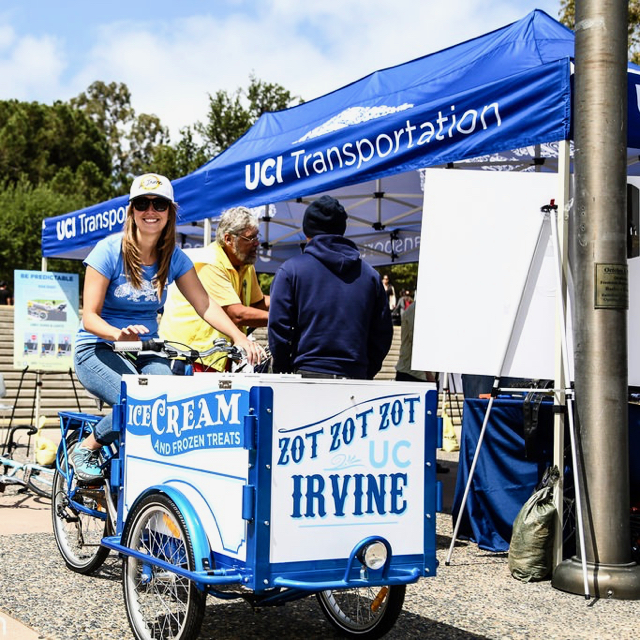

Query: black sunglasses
131,197,170,212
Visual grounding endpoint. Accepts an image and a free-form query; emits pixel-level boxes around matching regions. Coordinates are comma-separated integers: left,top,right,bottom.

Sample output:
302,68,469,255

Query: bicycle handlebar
112,338,245,362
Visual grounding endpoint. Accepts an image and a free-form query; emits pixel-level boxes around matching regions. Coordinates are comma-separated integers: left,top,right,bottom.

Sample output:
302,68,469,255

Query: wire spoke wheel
122,493,205,640
51,436,110,573
317,584,405,639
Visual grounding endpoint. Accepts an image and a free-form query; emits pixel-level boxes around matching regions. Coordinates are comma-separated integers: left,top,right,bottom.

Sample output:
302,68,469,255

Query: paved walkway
1,424,58,639
0,489,53,639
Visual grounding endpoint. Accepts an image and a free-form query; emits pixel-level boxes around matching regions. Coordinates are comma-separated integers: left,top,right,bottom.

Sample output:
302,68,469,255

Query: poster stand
5,367,82,439
444,204,591,599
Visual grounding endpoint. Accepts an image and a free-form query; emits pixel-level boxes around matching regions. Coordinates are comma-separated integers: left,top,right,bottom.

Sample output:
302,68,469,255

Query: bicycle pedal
75,477,105,487
77,484,104,498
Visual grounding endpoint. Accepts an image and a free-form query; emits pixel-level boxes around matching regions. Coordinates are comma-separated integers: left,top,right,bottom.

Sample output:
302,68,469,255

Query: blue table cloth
452,398,640,553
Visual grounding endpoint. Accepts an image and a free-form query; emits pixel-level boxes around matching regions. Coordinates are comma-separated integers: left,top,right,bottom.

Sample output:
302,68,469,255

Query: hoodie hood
304,234,361,276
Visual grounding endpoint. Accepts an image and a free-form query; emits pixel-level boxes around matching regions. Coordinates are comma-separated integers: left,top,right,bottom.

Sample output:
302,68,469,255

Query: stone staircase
0,306,462,433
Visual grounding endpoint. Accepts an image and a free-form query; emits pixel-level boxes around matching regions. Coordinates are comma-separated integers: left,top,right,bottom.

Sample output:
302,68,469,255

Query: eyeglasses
131,197,170,212
237,233,261,244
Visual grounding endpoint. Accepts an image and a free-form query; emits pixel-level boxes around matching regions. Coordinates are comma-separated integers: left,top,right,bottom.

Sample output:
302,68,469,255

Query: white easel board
412,168,573,381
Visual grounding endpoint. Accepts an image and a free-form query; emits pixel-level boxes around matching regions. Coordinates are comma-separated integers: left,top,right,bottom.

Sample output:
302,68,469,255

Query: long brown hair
121,202,177,299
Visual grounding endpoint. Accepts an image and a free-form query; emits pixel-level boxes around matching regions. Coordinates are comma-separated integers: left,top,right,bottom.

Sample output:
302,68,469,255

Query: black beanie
303,195,348,237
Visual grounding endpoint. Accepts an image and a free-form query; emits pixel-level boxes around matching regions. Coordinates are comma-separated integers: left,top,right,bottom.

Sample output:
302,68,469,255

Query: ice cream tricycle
52,353,439,640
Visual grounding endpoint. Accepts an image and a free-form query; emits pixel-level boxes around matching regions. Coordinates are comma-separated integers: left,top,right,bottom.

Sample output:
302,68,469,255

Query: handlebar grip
113,341,144,352
113,339,164,353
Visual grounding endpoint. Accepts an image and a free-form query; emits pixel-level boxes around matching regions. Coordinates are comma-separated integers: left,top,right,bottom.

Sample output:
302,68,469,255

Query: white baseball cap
129,173,175,202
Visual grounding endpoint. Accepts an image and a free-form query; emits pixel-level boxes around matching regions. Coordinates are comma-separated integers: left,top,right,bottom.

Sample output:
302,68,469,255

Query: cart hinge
110,458,122,488
243,414,258,450
242,484,255,521
436,416,443,449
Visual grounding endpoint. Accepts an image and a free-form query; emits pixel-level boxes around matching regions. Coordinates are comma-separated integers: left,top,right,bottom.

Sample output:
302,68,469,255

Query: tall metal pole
552,0,640,598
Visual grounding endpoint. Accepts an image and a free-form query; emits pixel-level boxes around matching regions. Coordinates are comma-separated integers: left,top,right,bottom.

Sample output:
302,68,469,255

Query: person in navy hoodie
268,195,393,379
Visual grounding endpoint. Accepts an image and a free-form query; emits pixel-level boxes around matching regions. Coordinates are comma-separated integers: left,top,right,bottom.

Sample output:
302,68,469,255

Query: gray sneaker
70,446,104,484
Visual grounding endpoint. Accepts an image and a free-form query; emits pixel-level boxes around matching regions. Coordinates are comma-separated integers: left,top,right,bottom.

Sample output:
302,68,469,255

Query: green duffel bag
508,467,559,582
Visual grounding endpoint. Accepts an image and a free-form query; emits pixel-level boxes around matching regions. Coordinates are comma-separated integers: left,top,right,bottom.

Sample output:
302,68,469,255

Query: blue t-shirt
76,233,193,346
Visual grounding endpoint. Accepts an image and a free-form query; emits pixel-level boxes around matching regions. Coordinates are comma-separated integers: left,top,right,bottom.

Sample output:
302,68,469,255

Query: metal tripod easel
444,204,591,599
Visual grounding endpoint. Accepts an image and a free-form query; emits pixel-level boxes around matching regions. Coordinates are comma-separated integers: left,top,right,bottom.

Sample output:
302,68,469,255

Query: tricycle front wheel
122,492,206,640
317,584,406,639
51,435,111,574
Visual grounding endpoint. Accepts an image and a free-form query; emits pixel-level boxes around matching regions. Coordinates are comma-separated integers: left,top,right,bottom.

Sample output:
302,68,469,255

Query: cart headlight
359,541,387,570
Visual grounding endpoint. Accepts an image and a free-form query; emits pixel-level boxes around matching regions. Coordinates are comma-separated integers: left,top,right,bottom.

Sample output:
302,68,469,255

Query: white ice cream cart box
114,373,439,591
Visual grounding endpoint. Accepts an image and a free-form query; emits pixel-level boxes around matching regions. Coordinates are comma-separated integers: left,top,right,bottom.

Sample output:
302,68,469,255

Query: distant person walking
392,289,414,325
0,281,12,305
395,302,435,383
381,273,396,310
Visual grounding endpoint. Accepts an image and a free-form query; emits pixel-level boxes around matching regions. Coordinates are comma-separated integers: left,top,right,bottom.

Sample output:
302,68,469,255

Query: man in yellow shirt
159,207,269,371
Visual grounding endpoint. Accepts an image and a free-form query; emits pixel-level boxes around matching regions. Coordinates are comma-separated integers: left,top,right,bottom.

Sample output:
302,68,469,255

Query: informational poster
13,270,79,371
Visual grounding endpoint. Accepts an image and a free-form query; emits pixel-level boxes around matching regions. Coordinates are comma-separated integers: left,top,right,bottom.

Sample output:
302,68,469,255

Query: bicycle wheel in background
316,584,406,640
24,465,54,498
51,434,110,574
122,492,206,640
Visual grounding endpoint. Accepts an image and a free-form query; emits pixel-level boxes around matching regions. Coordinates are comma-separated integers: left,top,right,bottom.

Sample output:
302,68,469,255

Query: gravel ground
1,432,636,640
1,511,638,640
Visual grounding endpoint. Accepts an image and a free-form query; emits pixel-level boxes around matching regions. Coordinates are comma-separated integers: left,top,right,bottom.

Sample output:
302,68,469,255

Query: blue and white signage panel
268,379,432,564
121,374,255,561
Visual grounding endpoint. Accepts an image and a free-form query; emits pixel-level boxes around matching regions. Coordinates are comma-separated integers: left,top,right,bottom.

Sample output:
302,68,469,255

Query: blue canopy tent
40,9,640,270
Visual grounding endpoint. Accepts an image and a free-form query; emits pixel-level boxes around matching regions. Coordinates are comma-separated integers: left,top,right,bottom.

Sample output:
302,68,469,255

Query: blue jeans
74,342,172,445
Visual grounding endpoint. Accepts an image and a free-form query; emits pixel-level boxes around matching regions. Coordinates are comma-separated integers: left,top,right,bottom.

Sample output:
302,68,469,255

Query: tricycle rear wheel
317,584,406,639
122,492,206,640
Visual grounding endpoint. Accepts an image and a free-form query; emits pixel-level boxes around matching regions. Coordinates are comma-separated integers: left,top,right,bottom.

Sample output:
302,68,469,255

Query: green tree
151,125,209,178
0,179,89,284
258,272,274,296
127,112,171,178
70,81,170,192
197,74,303,159
559,0,640,63
69,81,133,189
0,98,115,282
0,100,111,191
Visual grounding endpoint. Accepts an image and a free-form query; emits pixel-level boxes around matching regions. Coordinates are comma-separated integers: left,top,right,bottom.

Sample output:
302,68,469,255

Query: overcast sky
0,1,561,140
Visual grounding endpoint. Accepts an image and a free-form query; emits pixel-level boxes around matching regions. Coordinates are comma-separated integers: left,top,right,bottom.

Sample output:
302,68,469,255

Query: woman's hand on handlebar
233,336,265,366
114,325,150,341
